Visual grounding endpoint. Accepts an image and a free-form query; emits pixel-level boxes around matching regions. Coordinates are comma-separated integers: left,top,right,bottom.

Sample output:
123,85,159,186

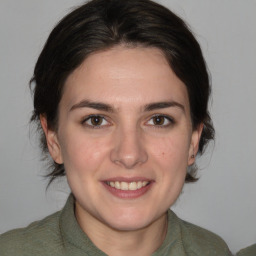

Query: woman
0,0,232,255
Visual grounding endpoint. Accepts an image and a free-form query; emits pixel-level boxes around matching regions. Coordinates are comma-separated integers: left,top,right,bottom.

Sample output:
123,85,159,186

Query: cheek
149,133,190,169
151,136,189,162
59,132,109,173
148,135,190,207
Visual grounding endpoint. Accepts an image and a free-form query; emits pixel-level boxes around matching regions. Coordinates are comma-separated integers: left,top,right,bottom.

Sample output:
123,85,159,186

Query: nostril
110,130,148,168
111,150,148,169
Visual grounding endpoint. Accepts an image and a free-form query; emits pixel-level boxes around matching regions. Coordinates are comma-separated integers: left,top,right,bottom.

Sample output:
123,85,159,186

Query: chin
106,218,150,232
102,207,162,232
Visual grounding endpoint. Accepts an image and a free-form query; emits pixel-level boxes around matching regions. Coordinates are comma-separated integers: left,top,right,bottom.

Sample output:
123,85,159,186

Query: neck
75,204,168,256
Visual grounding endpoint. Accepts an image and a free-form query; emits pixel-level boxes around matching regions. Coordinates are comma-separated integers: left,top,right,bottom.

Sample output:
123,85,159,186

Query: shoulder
236,244,256,256
0,211,64,256
175,214,232,256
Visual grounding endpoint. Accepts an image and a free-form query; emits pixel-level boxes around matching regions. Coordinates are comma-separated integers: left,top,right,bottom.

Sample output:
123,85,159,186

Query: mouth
105,181,150,191
102,179,153,199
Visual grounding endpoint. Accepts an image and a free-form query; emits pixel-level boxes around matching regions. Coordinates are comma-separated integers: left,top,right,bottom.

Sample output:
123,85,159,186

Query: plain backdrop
0,0,255,254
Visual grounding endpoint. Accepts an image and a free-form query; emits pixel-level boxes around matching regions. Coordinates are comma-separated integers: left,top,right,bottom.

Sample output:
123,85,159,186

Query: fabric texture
236,244,256,256
0,194,232,256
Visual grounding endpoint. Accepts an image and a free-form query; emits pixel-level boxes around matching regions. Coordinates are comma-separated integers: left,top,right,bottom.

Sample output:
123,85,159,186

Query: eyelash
81,115,110,129
146,114,175,128
81,114,175,129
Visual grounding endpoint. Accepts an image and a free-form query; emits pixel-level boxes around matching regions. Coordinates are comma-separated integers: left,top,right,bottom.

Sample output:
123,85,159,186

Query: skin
41,46,202,256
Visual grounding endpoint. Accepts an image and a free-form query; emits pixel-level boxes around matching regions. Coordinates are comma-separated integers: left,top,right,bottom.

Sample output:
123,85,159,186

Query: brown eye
90,116,103,126
83,115,108,127
146,115,174,127
152,116,165,125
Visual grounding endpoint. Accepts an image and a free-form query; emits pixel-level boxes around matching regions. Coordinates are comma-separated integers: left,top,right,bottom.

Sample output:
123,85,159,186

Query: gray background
0,0,255,254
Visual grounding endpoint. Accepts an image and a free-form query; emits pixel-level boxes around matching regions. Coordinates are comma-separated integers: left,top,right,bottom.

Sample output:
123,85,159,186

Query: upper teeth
107,181,149,191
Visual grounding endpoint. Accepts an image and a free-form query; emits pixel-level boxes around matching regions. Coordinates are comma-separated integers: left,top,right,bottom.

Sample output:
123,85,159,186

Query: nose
110,126,148,169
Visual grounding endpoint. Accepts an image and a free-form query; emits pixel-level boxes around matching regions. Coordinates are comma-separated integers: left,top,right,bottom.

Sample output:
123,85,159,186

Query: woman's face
43,46,201,231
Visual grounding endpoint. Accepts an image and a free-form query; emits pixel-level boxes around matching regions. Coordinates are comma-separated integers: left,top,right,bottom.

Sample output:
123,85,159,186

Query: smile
106,181,149,191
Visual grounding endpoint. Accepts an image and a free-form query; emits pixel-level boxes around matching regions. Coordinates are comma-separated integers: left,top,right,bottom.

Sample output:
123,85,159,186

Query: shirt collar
60,194,107,255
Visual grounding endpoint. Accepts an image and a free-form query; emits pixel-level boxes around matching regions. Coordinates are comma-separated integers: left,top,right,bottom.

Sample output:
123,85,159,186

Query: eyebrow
70,100,114,112
70,99,184,113
143,101,185,112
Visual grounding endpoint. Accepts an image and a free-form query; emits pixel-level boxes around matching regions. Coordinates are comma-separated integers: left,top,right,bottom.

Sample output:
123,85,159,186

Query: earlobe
40,115,63,164
188,123,204,165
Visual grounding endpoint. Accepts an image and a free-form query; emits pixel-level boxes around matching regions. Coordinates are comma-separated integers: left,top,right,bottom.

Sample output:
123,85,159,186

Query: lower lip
102,182,153,199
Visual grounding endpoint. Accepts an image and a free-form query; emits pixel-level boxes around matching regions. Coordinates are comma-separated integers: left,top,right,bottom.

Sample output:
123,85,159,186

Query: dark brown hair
30,0,214,184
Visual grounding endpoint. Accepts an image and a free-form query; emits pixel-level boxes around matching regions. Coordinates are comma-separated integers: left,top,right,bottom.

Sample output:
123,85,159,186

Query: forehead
61,46,189,111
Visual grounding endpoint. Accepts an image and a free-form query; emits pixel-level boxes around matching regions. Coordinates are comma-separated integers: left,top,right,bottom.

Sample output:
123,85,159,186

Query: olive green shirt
236,244,256,256
0,195,232,256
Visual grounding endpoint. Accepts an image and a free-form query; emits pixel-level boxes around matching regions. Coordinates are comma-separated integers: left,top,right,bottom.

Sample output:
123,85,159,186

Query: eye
82,115,109,128
146,115,174,127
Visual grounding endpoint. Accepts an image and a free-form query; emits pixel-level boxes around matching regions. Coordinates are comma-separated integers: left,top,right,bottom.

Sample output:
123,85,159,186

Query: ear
40,115,63,164
188,123,204,166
